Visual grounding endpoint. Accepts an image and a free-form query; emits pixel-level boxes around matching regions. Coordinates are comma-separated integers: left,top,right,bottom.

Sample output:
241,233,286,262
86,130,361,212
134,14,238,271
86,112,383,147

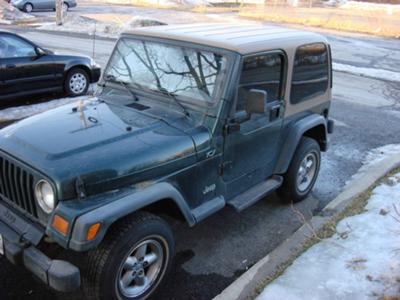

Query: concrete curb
214,152,400,300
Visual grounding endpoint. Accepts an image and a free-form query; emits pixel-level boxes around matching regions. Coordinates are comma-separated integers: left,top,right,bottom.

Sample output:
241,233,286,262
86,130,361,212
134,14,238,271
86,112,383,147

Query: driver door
222,52,286,199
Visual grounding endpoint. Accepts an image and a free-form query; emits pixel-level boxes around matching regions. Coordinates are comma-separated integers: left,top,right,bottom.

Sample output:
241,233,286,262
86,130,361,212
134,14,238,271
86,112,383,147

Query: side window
236,53,283,112
0,35,36,59
291,43,329,104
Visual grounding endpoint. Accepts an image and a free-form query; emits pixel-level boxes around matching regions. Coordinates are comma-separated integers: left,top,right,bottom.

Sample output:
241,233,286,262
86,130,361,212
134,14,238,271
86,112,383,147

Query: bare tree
55,0,63,25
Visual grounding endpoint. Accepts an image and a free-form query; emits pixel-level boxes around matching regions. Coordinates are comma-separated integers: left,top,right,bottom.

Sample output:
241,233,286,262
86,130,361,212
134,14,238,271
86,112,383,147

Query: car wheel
62,2,69,12
278,137,321,203
65,68,89,96
23,3,33,12
83,212,174,300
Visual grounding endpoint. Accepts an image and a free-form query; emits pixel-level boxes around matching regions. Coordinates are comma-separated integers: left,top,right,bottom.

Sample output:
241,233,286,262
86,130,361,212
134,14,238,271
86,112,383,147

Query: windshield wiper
158,88,190,118
103,74,139,102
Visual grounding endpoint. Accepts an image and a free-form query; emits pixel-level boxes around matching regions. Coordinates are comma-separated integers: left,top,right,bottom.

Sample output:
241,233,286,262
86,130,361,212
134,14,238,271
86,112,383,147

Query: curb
10,27,117,42
214,152,400,300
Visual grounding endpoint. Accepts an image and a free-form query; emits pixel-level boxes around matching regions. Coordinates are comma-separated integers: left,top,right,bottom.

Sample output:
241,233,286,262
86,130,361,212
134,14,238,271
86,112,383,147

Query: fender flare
274,114,327,175
68,182,194,251
63,60,92,80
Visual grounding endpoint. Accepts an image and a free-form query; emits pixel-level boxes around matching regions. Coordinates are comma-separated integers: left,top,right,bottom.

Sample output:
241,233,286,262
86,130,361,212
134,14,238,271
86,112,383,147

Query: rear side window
290,43,329,104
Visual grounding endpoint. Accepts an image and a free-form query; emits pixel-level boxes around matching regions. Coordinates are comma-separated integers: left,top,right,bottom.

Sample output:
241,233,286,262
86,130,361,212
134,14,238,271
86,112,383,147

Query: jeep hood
0,99,210,200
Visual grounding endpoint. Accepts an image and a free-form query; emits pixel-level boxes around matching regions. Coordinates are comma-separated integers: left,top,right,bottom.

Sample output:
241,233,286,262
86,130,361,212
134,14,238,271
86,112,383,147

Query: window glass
104,38,228,105
0,35,36,59
236,53,283,112
291,43,329,104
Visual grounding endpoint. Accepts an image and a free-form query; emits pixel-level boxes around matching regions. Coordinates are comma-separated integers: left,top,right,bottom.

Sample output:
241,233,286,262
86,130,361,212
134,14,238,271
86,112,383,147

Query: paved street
0,7,400,299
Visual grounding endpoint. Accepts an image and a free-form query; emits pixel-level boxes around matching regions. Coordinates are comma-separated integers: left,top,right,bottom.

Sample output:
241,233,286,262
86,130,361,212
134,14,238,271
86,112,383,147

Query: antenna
92,20,97,63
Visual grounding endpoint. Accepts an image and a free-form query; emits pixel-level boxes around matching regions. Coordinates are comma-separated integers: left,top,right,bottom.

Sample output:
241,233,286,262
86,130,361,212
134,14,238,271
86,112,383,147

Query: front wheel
83,212,174,300
278,137,321,203
65,68,89,96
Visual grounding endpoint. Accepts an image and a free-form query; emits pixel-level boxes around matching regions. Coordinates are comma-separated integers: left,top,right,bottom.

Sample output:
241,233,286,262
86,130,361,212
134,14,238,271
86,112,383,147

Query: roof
123,23,328,54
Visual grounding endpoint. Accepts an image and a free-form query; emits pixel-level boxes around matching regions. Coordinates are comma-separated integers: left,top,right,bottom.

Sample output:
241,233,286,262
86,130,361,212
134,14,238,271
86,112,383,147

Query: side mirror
245,89,267,115
35,47,47,57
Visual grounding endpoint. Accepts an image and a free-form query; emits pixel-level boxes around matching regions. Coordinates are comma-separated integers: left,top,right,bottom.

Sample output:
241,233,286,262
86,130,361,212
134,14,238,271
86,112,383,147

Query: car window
236,53,283,112
290,43,329,104
0,35,36,59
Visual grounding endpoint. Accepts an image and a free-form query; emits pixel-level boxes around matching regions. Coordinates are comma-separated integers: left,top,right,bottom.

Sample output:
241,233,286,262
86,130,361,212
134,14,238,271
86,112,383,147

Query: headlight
35,180,55,214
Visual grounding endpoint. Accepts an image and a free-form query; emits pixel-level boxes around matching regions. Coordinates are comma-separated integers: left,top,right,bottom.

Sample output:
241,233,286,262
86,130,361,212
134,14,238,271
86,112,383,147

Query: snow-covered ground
257,172,400,300
341,1,400,12
0,1,34,24
38,15,166,38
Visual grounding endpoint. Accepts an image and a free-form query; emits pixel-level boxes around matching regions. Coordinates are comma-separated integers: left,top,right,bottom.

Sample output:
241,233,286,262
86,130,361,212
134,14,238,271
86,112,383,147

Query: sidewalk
256,172,400,300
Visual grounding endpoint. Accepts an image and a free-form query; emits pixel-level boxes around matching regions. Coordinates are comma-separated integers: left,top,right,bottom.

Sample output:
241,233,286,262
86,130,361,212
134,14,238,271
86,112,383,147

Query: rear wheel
62,2,69,12
83,212,174,300
278,137,321,203
23,3,33,12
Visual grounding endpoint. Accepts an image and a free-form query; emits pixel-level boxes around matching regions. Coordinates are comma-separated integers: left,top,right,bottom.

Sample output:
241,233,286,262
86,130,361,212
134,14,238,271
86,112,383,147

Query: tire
62,2,69,12
65,68,89,96
23,3,33,12
278,137,321,203
83,212,174,300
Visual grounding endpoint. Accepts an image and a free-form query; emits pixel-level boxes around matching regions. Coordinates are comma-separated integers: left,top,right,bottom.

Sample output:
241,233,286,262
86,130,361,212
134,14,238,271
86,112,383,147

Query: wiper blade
103,74,138,102
158,88,190,118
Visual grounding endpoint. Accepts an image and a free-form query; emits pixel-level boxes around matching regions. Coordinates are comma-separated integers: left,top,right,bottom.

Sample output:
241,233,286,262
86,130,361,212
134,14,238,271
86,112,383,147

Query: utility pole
55,0,63,25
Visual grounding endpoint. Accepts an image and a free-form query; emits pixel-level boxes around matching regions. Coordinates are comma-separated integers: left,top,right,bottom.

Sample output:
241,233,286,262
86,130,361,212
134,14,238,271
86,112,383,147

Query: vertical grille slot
0,155,38,219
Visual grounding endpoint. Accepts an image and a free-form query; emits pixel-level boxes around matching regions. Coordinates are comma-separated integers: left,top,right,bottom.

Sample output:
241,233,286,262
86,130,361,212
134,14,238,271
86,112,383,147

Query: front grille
0,156,38,219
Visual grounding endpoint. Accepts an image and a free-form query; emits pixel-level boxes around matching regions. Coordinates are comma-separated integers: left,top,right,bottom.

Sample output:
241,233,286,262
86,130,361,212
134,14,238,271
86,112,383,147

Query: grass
250,167,400,299
238,6,400,38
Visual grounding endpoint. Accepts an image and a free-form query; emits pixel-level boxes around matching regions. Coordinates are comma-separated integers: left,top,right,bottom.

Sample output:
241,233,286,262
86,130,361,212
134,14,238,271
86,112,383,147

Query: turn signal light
52,214,69,236
86,223,101,241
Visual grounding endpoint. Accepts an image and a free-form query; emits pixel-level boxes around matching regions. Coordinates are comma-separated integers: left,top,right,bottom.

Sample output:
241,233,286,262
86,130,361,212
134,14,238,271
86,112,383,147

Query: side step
228,175,283,212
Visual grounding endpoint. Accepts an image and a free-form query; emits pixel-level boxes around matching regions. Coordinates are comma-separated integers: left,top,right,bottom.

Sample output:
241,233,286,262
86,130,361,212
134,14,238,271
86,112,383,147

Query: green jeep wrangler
0,24,334,300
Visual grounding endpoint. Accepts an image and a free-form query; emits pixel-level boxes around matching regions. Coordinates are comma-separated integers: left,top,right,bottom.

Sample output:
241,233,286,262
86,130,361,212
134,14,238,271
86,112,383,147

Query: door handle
6,64,16,69
269,104,281,121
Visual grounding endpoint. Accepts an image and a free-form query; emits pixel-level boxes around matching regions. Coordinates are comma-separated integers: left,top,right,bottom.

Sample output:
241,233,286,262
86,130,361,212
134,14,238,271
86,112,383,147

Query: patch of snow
38,15,166,38
257,172,400,300
0,96,94,122
333,63,400,83
348,144,400,184
341,1,400,12
0,1,35,23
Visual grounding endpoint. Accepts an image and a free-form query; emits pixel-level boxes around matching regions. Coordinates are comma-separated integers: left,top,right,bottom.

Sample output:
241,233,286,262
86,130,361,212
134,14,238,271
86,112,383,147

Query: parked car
11,0,76,12
0,24,333,300
0,31,100,102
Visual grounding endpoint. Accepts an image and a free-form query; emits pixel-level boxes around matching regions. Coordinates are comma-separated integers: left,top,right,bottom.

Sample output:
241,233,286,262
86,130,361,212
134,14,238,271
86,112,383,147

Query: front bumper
0,202,80,292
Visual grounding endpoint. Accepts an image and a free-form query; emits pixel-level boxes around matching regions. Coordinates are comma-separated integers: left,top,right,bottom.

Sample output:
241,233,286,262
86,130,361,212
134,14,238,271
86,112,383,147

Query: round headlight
35,180,55,214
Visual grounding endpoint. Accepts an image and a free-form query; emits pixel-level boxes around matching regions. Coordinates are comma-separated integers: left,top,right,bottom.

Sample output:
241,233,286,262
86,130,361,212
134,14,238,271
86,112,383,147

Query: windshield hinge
75,177,86,200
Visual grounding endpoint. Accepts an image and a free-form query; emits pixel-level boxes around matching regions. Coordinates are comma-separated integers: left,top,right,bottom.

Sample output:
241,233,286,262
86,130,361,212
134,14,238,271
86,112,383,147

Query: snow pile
0,1,35,24
333,62,400,83
38,15,166,38
0,96,94,122
257,172,400,300
341,1,400,12
348,144,400,183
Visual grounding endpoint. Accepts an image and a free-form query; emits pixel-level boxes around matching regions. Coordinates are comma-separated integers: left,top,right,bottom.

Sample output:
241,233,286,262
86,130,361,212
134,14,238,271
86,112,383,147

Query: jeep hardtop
0,23,333,300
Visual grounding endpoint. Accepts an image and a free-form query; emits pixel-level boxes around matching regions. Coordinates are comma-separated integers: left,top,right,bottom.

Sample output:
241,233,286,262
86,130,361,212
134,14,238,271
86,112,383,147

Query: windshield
104,38,229,105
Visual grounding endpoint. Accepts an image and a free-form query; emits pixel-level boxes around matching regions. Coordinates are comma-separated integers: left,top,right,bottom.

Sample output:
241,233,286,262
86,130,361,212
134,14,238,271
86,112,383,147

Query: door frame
226,49,289,119
220,49,289,197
